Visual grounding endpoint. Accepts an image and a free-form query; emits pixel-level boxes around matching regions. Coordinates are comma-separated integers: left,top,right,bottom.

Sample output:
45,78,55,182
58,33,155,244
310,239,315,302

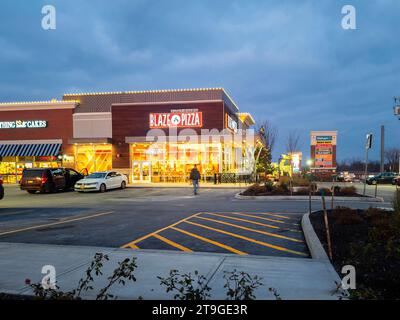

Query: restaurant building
0,88,256,183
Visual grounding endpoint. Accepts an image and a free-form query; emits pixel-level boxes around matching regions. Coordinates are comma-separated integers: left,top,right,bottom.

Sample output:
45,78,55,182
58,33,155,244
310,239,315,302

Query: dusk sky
0,0,399,162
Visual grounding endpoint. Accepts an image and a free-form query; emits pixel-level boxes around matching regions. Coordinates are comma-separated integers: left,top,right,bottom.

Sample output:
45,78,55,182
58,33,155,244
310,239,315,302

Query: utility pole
380,125,384,173
363,133,373,196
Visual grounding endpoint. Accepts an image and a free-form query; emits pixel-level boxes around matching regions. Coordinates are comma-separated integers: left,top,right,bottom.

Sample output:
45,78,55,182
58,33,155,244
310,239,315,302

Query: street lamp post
394,97,400,173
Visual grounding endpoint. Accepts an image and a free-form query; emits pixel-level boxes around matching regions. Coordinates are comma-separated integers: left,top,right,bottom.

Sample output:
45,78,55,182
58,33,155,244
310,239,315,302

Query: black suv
0,176,4,200
20,168,85,194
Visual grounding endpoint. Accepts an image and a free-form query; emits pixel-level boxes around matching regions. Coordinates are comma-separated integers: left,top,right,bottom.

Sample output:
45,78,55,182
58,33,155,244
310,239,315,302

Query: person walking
189,164,201,195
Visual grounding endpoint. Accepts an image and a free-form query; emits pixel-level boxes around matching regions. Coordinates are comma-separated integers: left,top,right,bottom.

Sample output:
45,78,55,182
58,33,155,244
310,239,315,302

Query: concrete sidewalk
0,242,341,300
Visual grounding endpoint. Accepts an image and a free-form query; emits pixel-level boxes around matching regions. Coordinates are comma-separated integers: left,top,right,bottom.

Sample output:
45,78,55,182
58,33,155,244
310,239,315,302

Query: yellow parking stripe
254,212,297,220
153,233,192,252
228,212,299,226
184,220,308,256
195,216,303,243
0,211,115,237
121,212,202,248
202,212,301,233
171,227,247,255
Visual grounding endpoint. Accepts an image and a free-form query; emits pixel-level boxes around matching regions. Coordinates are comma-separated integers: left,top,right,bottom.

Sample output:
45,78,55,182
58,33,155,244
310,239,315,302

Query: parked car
20,168,85,194
74,171,128,193
393,176,400,186
0,176,4,200
366,172,398,185
336,171,356,182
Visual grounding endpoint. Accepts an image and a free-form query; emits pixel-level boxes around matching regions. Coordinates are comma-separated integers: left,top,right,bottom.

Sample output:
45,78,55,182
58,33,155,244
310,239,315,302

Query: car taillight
41,177,48,184
0,179,3,185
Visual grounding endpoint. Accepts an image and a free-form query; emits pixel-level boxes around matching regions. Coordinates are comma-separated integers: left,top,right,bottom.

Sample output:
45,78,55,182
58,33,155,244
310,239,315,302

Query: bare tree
256,120,278,155
285,129,301,155
384,148,400,172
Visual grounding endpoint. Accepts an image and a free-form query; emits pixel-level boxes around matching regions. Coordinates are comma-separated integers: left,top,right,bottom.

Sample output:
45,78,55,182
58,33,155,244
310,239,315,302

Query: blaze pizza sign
149,111,203,128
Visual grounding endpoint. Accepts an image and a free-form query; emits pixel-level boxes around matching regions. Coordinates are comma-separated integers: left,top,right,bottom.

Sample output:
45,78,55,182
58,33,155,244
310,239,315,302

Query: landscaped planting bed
309,192,400,299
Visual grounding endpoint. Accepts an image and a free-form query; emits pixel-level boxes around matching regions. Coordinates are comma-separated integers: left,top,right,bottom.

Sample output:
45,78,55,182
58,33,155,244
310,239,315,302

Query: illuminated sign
0,120,48,129
311,132,337,168
226,114,238,133
149,112,203,128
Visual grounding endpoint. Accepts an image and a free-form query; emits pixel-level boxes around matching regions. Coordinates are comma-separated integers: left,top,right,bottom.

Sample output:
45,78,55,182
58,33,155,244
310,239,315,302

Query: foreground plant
158,270,211,300
223,269,263,300
30,253,137,300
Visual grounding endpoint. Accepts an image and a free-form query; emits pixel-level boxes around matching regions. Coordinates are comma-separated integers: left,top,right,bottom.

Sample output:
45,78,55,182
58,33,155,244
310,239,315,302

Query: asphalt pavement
0,183,395,257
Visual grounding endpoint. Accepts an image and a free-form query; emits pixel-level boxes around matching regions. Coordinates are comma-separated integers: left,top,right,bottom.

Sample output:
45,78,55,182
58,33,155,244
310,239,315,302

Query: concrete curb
301,211,349,299
235,192,384,202
301,213,330,261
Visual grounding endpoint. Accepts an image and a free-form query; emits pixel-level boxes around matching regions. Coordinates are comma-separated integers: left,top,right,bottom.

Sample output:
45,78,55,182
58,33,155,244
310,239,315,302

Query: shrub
332,207,363,225
278,176,290,185
318,187,332,196
241,184,266,196
29,253,138,300
295,187,309,195
264,181,274,192
339,186,357,196
158,270,211,300
223,270,263,300
272,183,289,194
292,177,311,187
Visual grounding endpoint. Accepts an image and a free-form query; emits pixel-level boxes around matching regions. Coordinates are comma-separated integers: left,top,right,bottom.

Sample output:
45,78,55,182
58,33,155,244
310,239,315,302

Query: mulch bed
0,293,33,300
310,208,400,299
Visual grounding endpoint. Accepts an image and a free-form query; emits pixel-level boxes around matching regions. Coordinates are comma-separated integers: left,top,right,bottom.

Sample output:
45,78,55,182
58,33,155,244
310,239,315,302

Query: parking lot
0,183,396,257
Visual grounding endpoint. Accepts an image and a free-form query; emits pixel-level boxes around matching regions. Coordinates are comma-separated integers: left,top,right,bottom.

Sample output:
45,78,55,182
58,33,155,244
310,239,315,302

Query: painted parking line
202,212,301,233
254,212,298,220
228,212,299,226
194,216,304,243
122,211,307,257
183,220,308,257
0,211,115,237
170,227,247,255
153,233,193,252
121,212,202,249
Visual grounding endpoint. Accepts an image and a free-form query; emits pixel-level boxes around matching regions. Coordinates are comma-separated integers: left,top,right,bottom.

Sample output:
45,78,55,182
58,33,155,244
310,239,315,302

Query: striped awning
0,143,62,157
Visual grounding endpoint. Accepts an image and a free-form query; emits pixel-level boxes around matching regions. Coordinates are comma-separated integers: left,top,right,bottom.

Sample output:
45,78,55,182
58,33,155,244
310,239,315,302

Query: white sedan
74,171,128,192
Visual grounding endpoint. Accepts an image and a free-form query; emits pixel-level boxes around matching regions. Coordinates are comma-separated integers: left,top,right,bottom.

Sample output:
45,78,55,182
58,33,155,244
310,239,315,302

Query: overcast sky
0,0,399,162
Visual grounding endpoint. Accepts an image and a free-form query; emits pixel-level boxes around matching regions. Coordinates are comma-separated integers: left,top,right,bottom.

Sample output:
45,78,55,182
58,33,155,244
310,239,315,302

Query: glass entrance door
132,161,152,183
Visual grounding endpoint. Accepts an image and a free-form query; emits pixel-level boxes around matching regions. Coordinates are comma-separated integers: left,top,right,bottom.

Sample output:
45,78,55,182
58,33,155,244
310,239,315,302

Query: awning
0,143,62,157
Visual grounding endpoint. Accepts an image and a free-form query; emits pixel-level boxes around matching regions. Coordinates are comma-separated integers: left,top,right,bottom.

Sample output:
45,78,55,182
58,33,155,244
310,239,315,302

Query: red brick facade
0,108,74,154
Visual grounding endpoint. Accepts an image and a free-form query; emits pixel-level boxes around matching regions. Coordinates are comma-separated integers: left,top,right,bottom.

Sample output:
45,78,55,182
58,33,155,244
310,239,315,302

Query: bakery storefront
0,101,76,183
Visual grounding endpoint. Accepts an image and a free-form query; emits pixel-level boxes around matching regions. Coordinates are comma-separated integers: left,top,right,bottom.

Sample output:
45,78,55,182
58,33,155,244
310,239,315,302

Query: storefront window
0,156,61,183
0,157,17,183
75,144,112,174
131,142,222,183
